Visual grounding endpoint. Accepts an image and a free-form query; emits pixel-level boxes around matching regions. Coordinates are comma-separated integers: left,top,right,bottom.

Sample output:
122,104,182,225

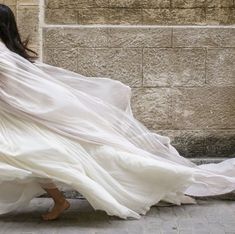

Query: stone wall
44,0,235,25
1,0,235,162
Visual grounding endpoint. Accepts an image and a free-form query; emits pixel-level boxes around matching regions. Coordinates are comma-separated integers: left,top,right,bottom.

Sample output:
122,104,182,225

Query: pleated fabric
0,40,234,219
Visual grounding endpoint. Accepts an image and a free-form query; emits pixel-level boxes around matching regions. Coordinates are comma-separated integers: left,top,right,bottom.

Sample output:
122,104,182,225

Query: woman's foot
41,199,70,221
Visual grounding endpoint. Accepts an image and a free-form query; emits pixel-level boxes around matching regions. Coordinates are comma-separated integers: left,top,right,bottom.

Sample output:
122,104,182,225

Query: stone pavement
0,198,235,234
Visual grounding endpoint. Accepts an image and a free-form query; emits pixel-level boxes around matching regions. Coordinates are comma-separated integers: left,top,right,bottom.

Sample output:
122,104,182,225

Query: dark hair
0,4,38,63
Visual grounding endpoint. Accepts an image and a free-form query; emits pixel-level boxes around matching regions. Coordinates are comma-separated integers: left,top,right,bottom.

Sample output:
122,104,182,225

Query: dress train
0,40,234,219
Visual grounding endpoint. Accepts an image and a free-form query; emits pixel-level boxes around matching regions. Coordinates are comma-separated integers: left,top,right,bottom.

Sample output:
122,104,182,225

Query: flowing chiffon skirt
0,40,235,219
0,108,198,219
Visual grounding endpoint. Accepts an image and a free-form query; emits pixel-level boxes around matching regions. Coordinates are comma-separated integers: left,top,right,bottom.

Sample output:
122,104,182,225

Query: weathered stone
77,8,110,24
17,0,38,5
108,8,142,24
156,129,235,158
43,28,108,48
206,0,234,7
172,0,206,8
95,0,109,7
108,27,171,47
45,9,77,24
140,0,171,8
76,48,142,87
172,0,234,8
130,88,172,130
109,0,170,8
17,5,39,48
45,0,108,9
170,87,235,129
43,47,78,72
106,0,138,7
77,8,142,24
207,48,235,86
1,0,17,6
143,8,206,25
143,48,206,87
20,0,235,26
206,7,235,25
43,1,235,25
173,27,235,47
3,0,16,4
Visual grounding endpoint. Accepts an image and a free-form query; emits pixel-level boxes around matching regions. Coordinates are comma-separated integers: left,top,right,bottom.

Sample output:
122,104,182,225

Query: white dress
0,40,235,220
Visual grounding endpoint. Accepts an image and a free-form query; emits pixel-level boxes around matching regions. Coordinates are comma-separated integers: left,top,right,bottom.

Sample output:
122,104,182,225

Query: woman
0,4,234,221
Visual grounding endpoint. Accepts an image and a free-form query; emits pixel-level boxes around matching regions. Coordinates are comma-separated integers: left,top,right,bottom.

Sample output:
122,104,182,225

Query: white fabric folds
0,41,235,219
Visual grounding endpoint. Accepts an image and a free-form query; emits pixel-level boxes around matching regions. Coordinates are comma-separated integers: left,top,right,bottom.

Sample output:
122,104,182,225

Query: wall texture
1,0,235,163
44,0,235,25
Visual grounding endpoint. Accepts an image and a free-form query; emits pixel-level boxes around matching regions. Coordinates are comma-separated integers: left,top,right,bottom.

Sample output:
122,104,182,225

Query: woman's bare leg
40,182,70,220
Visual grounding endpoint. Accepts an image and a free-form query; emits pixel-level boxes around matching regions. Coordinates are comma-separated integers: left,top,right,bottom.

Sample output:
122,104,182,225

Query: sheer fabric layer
0,41,235,219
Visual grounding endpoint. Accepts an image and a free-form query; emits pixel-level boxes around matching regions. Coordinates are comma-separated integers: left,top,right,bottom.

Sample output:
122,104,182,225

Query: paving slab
0,198,235,234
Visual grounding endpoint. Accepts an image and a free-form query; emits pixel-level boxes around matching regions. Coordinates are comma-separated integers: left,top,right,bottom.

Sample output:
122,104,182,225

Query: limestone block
17,0,38,5
109,0,137,7
45,0,108,9
108,27,171,47
76,48,142,87
170,87,235,129
95,0,109,7
77,8,142,24
206,7,235,24
108,8,142,24
3,0,16,5
172,0,206,8
45,9,77,24
143,48,206,87
206,0,234,7
156,129,235,158
143,8,205,25
17,5,39,48
109,0,170,8
130,88,172,130
173,27,235,47
77,8,110,24
207,49,235,86
43,47,78,72
43,28,108,48
172,0,234,8
45,0,169,9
